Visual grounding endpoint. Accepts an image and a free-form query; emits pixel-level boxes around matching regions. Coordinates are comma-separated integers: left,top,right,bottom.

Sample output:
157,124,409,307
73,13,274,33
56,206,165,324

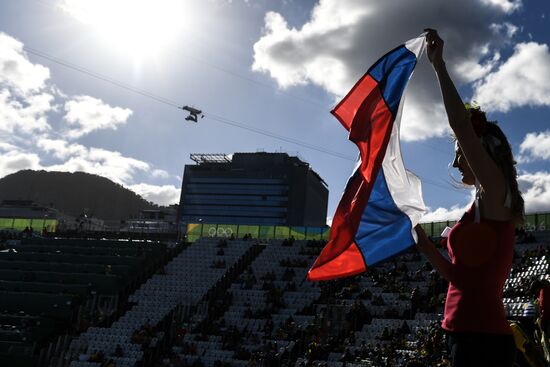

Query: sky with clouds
0,0,549,223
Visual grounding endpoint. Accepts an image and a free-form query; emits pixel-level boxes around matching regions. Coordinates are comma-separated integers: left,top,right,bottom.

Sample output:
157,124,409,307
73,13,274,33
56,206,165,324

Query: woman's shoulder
479,190,514,222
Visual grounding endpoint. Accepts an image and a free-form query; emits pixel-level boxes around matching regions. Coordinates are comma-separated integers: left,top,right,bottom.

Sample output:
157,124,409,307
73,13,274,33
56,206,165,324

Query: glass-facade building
178,153,328,226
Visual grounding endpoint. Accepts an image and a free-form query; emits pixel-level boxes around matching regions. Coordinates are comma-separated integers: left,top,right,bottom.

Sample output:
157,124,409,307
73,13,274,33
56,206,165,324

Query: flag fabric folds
308,36,427,281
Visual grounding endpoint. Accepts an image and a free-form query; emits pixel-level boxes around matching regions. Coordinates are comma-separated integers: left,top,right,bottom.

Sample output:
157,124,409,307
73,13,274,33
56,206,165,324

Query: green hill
0,170,159,221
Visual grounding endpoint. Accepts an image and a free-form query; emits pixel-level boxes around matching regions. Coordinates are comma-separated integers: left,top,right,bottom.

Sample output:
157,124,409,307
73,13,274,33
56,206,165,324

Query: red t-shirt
442,204,515,334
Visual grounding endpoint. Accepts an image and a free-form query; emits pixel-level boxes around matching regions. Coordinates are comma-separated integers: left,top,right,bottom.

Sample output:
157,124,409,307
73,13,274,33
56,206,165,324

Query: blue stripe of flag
354,169,415,265
368,45,417,117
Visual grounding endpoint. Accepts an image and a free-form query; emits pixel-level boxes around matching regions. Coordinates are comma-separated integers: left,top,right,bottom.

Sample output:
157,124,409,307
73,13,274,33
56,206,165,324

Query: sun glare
59,0,186,60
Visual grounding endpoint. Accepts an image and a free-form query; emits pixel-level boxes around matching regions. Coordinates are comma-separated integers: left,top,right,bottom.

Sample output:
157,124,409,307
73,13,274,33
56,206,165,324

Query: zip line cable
29,0,450,157
206,113,355,161
24,47,181,108
23,45,458,193
24,46,355,161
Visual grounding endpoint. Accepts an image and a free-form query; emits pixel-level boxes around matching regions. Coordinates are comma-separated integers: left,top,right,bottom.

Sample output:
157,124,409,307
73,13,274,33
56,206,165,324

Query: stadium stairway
64,237,263,367
171,239,322,366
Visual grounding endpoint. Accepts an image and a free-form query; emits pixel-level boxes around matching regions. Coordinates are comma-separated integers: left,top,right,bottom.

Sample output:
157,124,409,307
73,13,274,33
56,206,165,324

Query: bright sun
59,0,185,59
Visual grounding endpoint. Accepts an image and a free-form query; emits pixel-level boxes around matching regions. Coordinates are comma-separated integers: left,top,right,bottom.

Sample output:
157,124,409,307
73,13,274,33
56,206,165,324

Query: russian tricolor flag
308,36,427,281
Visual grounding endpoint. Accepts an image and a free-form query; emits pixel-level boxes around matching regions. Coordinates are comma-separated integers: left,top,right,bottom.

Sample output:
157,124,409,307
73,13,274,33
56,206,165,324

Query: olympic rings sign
208,227,233,237
525,222,545,231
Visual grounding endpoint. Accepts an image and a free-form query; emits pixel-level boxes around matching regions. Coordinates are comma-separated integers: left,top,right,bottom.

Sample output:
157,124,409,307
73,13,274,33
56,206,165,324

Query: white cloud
518,171,550,213
0,34,131,141
0,142,19,152
490,22,519,39
0,33,55,135
421,203,470,223
0,89,53,134
0,150,42,178
0,140,160,191
454,44,501,83
421,190,475,222
473,42,550,112
480,0,522,14
152,169,170,179
519,130,550,162
252,0,516,141
0,32,50,94
127,183,181,206
45,147,150,185
400,100,448,141
2,138,177,205
252,9,360,94
1,132,177,207
63,95,132,138
36,138,87,160
34,138,155,186
0,132,45,180
422,170,550,221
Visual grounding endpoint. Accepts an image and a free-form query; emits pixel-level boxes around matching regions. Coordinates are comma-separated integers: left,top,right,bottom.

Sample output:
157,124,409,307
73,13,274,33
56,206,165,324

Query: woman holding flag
415,29,524,366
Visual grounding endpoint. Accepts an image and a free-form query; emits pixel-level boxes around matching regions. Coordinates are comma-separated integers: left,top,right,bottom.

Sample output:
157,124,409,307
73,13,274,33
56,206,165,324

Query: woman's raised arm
424,29,505,198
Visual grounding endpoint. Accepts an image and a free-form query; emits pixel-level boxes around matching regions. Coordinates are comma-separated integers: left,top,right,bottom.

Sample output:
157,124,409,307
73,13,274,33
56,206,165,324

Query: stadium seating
66,237,256,367
3,231,548,366
0,237,169,366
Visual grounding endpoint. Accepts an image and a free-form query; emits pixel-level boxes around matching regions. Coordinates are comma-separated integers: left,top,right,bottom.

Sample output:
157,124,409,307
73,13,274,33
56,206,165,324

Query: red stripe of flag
307,74,395,281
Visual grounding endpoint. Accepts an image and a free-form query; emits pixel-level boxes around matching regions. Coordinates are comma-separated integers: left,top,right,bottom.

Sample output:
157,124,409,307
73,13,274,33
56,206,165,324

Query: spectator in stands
415,29,525,367
405,360,427,367
523,299,537,320
401,320,411,334
114,344,124,357
410,287,421,319
530,279,550,335
192,357,204,367
539,280,550,336
516,227,527,243
89,349,104,363
340,346,354,365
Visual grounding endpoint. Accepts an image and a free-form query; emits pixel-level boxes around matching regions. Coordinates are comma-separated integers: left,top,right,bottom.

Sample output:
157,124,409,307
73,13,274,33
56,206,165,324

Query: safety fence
185,211,550,242
419,212,549,237
1,211,547,241
0,218,57,232
185,223,330,243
